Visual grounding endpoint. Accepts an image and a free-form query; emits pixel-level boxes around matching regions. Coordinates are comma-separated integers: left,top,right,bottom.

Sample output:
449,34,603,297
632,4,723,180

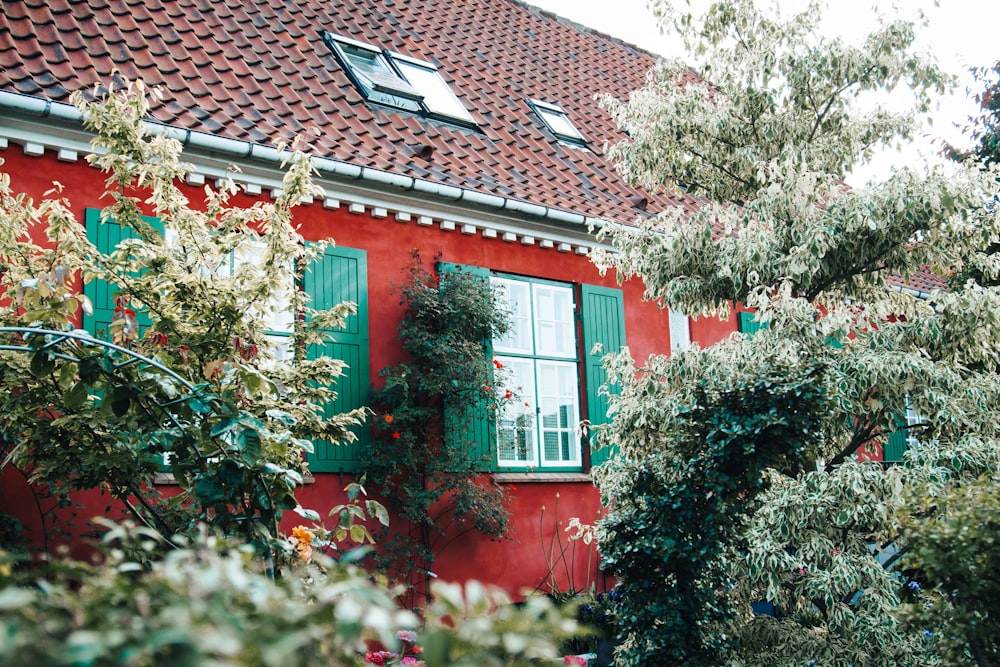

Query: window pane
265,333,293,364
543,431,575,463
395,59,474,122
341,43,395,81
496,357,536,466
537,361,579,465
669,308,690,352
493,278,532,353
233,239,294,335
534,284,575,357
905,400,922,450
537,106,584,140
334,39,422,110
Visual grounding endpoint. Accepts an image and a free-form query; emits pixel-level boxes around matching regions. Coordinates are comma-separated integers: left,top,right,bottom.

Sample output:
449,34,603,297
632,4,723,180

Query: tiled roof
889,269,949,295
0,0,702,223
0,0,951,296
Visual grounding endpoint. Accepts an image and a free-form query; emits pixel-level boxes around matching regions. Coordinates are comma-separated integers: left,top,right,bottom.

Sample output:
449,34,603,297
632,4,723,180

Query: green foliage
592,1,1000,664
0,79,363,557
948,62,1000,291
955,61,1000,168
0,521,579,667
0,514,25,554
899,475,1000,666
421,580,581,666
598,364,829,666
535,497,601,600
363,253,511,601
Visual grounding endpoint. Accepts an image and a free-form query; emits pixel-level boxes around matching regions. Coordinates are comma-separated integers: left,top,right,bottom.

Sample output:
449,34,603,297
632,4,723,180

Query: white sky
529,0,1000,185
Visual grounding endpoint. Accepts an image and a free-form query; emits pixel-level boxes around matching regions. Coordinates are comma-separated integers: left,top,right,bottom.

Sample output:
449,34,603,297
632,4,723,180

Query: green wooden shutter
438,262,497,471
581,284,626,467
303,245,369,473
83,208,163,337
884,416,908,464
738,311,767,336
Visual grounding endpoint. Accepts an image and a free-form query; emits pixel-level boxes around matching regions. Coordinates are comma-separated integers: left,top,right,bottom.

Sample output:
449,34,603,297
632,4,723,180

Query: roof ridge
514,0,665,60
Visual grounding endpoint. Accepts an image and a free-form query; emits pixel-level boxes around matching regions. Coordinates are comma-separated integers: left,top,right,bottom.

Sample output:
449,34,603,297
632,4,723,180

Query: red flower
504,389,513,400
493,359,504,369
392,432,401,439
147,331,168,347
364,650,395,665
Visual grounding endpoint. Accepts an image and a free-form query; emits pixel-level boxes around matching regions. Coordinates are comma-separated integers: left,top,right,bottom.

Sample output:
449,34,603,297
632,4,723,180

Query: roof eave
0,89,611,230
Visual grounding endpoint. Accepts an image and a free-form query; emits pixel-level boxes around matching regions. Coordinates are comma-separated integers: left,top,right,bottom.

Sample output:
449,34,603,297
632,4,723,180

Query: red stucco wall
0,148,737,594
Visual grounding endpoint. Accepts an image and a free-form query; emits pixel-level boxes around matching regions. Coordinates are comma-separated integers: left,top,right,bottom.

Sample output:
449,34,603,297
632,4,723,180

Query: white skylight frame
324,32,476,126
529,99,586,146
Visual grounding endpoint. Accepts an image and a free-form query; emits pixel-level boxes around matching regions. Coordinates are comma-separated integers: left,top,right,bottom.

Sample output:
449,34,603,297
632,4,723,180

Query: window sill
153,473,317,485
492,472,592,484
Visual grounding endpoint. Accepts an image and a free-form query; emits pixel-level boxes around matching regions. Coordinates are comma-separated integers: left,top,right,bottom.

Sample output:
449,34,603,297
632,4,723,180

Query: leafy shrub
0,521,578,667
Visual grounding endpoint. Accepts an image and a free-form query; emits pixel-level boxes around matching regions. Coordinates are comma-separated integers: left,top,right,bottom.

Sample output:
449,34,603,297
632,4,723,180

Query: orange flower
493,359,503,369
292,525,314,545
291,525,315,562
385,414,394,423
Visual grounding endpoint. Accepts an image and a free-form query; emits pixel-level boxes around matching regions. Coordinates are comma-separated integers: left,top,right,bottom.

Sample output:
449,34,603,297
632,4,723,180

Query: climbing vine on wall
364,251,512,605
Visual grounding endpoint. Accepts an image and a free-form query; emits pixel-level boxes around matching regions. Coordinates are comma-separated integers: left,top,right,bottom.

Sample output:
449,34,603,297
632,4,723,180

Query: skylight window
391,53,475,123
324,33,475,126
530,99,586,146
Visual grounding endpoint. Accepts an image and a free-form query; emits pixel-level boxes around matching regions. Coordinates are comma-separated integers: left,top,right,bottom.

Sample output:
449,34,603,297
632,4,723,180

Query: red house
0,0,738,593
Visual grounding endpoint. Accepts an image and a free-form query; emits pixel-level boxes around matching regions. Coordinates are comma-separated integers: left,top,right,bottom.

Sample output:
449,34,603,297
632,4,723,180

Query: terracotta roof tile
1,0,706,225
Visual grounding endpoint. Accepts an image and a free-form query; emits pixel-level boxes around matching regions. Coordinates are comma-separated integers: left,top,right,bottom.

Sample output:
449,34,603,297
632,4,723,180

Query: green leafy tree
364,254,511,605
898,475,1000,666
591,1,1000,665
598,363,830,665
891,61,1000,667
0,79,363,558
947,62,1000,291
958,61,1000,168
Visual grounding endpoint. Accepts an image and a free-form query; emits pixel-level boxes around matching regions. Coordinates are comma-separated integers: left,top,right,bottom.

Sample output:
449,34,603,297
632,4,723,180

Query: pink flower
396,630,418,643
364,650,396,665
563,657,589,666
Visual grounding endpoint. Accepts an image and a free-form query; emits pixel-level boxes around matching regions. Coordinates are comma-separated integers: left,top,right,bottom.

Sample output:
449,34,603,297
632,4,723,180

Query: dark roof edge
0,90,609,230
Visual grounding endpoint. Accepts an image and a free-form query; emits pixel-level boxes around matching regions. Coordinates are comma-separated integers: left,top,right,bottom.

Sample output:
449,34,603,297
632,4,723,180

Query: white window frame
492,276,582,470
325,33,476,126
529,99,586,147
